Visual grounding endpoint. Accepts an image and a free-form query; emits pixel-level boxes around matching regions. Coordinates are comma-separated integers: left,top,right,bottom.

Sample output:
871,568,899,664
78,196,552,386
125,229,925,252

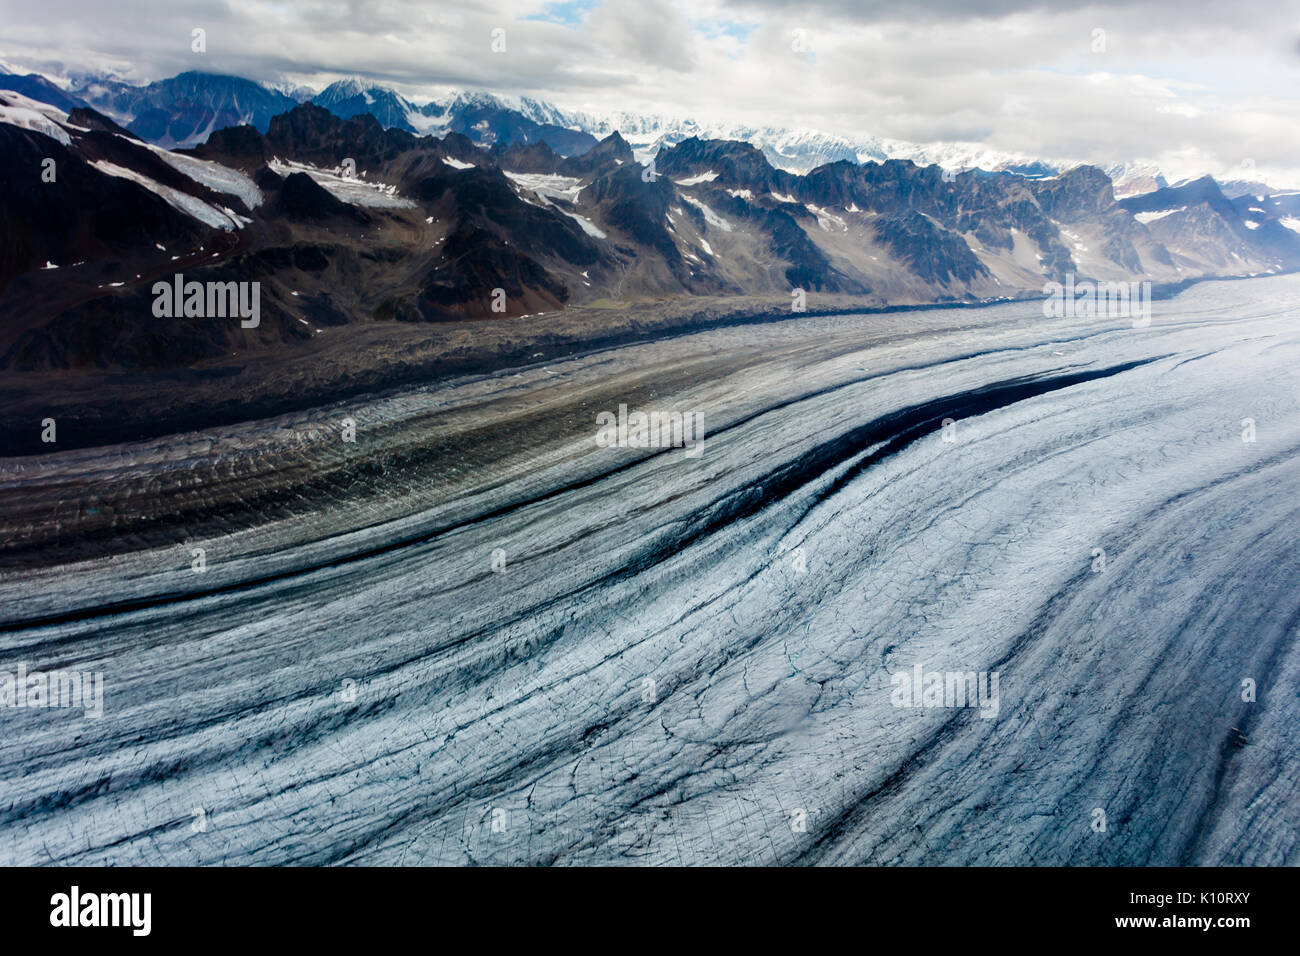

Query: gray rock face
1,274,1298,865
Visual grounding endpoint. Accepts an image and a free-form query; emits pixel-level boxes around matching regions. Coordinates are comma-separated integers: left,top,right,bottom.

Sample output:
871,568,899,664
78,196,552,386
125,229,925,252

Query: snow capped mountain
8,65,1291,198
430,88,586,130
1104,162,1171,199
469,99,1075,182
312,79,424,133
1217,179,1280,201
267,81,318,104
0,63,1145,184
68,71,298,147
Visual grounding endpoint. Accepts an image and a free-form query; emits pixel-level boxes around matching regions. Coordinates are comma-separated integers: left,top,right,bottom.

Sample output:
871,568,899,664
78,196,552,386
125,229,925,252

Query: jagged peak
319,77,370,97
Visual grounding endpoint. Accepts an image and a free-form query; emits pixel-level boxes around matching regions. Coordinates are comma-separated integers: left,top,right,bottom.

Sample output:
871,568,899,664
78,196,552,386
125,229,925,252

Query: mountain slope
71,71,299,147
311,79,422,133
0,72,88,113
3,90,1298,380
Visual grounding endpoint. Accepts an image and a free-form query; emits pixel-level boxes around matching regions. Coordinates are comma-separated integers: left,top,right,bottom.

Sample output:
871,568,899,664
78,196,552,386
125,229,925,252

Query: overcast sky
3,0,1299,184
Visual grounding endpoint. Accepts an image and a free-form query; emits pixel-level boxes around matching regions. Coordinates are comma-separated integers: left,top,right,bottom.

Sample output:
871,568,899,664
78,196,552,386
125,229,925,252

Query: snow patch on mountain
0,91,72,145
807,204,848,232
269,157,416,208
1134,207,1186,224
155,148,263,209
503,171,585,201
91,160,249,229
563,211,606,239
502,170,601,235
682,195,732,232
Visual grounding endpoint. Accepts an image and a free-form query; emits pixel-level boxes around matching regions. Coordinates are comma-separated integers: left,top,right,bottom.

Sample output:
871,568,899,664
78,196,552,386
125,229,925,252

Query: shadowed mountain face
1118,176,1300,272
274,171,371,223
311,79,422,134
0,117,224,303
3,89,1299,380
71,72,300,148
0,71,86,112
445,104,599,157
35,71,606,157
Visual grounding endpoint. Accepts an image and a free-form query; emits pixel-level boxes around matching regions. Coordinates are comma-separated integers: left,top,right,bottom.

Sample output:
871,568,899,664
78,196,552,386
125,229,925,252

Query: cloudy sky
3,0,1300,184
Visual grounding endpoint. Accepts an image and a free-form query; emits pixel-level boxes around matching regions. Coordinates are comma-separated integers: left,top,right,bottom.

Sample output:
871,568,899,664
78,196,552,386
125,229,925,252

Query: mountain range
4,64,1283,197
2,69,1299,379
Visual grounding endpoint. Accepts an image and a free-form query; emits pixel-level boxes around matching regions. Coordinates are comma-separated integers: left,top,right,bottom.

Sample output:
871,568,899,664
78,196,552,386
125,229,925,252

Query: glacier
1,274,1298,865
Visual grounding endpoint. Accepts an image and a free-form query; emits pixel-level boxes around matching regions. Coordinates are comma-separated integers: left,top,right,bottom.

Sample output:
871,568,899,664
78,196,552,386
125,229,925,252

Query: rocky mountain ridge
2,88,1298,378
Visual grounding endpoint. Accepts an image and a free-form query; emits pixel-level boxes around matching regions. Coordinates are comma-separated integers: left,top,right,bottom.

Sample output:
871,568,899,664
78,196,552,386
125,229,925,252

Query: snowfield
154,148,264,210
268,157,417,208
90,160,251,230
1134,207,1187,224
502,170,585,201
0,96,73,145
502,170,603,237
2,274,1299,865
